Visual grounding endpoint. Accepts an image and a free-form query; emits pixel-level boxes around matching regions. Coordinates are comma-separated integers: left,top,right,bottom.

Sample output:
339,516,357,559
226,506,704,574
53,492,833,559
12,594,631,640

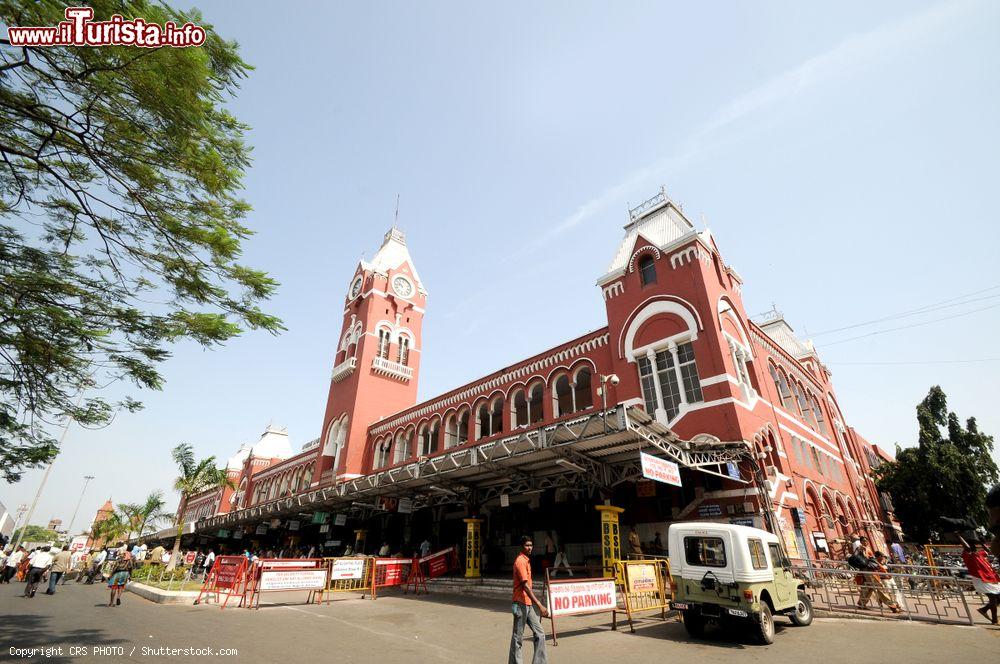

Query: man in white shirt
86,548,108,584
2,547,25,583
204,549,216,573
24,546,55,597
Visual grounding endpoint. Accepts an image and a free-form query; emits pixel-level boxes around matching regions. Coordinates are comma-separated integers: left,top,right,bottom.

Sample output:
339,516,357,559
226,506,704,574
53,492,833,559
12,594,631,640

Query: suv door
768,543,795,607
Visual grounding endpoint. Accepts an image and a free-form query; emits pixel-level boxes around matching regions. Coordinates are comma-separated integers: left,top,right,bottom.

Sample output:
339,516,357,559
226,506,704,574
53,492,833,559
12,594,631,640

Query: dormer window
639,255,657,286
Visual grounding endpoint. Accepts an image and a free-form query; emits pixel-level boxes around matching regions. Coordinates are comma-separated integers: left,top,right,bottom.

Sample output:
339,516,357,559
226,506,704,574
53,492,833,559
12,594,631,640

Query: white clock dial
392,276,413,298
349,277,363,298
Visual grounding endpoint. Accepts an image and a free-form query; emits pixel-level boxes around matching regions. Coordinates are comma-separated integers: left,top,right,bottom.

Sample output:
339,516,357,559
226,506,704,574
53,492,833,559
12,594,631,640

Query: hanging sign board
288,520,300,532
500,494,510,507
319,524,330,533
334,514,347,526
312,512,329,524
397,498,413,514
726,462,741,480
217,530,230,538
232,530,243,540
640,452,682,487
255,524,268,535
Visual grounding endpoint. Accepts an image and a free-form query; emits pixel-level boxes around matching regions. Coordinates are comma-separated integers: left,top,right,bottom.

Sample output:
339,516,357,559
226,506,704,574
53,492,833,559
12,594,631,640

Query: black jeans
24,567,45,596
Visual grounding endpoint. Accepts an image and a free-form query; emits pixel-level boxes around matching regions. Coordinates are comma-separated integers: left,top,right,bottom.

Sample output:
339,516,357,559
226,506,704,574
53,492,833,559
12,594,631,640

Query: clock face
349,277,363,299
392,276,413,298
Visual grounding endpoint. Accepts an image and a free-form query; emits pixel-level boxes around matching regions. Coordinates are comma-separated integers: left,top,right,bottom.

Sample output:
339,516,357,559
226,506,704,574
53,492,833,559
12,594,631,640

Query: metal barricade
324,556,374,598
613,559,673,633
371,557,415,599
790,559,980,625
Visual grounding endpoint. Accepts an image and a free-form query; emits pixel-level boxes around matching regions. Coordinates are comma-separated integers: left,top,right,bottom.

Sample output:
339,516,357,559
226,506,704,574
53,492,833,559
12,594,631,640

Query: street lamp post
66,475,96,537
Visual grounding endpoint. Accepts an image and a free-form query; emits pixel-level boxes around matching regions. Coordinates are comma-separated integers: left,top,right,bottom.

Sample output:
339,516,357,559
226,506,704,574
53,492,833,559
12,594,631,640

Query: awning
197,405,752,533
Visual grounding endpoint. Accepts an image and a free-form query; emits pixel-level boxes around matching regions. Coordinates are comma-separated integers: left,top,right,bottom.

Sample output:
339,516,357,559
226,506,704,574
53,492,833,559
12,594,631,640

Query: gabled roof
757,316,813,359
360,227,425,293
599,191,708,284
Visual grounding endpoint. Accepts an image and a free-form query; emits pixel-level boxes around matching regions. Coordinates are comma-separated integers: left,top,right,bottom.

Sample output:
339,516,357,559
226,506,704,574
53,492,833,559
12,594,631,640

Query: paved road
1,581,997,663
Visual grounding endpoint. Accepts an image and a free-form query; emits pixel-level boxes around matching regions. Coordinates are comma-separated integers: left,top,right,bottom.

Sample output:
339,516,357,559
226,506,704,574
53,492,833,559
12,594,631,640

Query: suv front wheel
752,604,775,644
789,591,813,626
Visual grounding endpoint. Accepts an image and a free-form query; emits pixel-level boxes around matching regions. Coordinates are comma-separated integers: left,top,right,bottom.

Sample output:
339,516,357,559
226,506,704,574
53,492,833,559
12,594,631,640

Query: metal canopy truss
624,407,750,483
197,405,753,534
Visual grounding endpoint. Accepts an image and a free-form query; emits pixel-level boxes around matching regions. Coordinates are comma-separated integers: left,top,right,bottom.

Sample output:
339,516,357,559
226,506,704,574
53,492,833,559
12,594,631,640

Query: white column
647,348,668,423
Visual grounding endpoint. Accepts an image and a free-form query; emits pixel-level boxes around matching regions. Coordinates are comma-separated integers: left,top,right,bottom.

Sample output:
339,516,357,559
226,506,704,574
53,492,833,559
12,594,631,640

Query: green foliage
12,524,58,544
118,491,168,539
874,386,998,541
167,442,233,569
0,1,283,482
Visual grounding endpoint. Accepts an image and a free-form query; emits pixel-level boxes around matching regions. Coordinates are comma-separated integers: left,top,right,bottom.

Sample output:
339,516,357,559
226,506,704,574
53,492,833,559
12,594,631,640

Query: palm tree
167,443,233,570
119,492,168,541
91,512,129,547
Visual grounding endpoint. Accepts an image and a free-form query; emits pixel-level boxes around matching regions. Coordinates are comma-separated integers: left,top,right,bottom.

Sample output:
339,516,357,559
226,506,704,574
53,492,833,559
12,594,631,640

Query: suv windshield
684,536,727,568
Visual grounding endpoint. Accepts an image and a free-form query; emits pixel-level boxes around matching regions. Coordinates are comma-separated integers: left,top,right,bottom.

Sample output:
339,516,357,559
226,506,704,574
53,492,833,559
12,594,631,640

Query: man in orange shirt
510,536,548,664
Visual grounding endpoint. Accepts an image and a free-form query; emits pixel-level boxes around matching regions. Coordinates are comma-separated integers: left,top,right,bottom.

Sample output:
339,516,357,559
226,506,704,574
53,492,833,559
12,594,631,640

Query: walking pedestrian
107,552,134,607
551,546,573,578
959,535,1000,625
420,538,431,559
204,549,216,575
23,546,55,598
509,536,548,664
86,547,108,584
46,546,73,594
2,546,25,583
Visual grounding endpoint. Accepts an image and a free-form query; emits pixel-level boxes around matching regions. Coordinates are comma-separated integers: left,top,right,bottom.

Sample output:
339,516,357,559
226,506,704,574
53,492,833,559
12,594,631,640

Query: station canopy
198,405,751,533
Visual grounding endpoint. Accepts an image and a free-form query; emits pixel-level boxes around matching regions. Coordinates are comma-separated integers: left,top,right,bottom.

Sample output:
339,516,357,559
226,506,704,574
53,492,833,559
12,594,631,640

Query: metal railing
790,559,982,626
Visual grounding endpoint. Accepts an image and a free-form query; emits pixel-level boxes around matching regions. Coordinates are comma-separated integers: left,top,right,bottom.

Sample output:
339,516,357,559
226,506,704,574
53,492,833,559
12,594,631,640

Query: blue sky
6,0,999,530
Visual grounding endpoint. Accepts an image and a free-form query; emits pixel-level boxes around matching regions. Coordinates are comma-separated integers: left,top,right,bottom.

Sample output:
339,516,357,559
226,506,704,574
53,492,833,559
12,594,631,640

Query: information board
258,569,328,591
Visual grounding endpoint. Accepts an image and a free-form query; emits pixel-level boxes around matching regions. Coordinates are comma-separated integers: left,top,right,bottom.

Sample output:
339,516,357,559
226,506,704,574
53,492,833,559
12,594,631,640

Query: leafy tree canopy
0,1,282,482
12,523,59,544
875,386,998,542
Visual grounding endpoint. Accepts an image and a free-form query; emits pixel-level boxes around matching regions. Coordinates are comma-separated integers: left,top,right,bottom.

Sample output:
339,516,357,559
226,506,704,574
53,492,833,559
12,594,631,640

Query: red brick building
186,191,897,563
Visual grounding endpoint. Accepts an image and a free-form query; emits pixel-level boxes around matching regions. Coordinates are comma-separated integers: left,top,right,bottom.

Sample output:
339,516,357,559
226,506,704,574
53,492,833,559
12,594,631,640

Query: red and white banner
258,569,328,592
640,452,682,487
69,535,89,552
419,547,456,578
374,558,410,586
184,551,197,566
214,556,247,590
548,579,617,617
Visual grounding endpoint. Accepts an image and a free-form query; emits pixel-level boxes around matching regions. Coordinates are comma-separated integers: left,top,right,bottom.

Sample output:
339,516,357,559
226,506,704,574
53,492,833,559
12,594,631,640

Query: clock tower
312,227,426,484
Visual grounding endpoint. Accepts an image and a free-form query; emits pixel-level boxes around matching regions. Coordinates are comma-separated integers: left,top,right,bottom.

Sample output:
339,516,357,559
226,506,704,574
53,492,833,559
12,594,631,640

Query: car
667,522,812,644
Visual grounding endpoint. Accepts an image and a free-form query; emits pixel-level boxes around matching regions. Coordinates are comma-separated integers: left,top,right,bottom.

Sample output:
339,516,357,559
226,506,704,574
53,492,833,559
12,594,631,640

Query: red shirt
962,550,999,584
512,552,532,605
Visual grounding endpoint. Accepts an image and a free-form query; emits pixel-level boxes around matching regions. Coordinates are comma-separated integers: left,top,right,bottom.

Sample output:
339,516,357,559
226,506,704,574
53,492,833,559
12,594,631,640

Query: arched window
419,421,440,456
799,386,817,428
374,437,391,469
377,328,391,359
489,397,503,435
457,408,470,445
397,335,410,365
444,414,458,449
476,398,504,439
768,364,794,410
512,390,528,428
639,254,657,286
573,368,593,411
789,380,805,416
553,375,573,417
813,397,828,435
636,341,703,421
393,430,412,464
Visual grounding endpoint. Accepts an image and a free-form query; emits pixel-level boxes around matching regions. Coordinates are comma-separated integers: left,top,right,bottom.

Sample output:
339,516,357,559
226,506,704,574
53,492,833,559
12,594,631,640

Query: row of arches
250,461,316,506
371,364,596,470
767,361,828,436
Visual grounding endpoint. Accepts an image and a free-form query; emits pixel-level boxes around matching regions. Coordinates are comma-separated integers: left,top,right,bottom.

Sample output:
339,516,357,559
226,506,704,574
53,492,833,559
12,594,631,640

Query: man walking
2,546,25,583
46,546,73,594
510,536,548,664
24,546,55,598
